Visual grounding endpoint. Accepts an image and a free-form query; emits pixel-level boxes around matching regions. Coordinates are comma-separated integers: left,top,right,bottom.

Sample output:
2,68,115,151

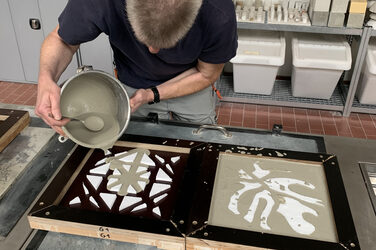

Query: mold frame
27,135,203,249
175,143,360,250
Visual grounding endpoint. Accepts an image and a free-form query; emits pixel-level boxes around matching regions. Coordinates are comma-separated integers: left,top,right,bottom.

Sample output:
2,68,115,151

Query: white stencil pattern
228,161,323,235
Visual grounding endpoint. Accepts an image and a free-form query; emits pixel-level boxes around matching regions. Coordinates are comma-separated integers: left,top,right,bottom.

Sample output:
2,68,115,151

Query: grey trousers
124,85,217,125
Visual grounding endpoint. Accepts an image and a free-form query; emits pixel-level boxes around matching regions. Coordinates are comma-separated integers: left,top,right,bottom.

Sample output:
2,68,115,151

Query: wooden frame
28,135,359,250
0,109,30,152
176,143,360,250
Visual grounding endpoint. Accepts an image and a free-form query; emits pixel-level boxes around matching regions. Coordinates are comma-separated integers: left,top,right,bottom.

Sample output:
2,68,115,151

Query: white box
356,39,376,105
231,30,285,95
291,33,352,99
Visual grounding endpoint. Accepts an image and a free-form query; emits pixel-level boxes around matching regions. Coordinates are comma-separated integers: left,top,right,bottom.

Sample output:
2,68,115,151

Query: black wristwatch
148,86,160,105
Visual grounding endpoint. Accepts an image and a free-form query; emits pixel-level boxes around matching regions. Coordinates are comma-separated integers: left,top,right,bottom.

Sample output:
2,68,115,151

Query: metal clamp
193,124,232,138
76,65,93,74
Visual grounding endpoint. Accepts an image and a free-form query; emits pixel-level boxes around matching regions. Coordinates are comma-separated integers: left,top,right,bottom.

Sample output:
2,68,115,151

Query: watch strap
148,86,160,105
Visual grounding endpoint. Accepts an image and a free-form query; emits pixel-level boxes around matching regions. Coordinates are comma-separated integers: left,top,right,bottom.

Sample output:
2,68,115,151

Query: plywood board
0,109,30,152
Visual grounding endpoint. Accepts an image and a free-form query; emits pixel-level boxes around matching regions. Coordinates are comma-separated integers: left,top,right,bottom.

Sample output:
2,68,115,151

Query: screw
166,228,170,232
331,162,335,165
45,211,50,216
350,243,356,248
179,220,184,224
320,155,324,159
192,221,198,225
39,202,44,206
204,232,208,237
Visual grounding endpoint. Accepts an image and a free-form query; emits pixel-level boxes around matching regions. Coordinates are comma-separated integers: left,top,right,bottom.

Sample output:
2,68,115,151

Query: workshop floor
1,81,376,140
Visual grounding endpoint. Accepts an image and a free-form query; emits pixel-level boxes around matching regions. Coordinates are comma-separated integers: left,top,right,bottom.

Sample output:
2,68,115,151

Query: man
35,0,238,135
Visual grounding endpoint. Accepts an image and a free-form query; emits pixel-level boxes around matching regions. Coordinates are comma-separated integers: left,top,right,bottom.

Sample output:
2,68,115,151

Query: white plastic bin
291,33,352,99
230,30,285,95
356,38,376,105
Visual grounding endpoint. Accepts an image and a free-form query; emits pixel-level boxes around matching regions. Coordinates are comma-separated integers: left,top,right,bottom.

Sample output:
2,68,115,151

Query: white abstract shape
113,169,121,175
275,151,284,157
119,196,142,211
141,154,155,166
265,178,323,206
90,163,110,175
277,197,318,235
140,172,151,179
243,190,274,230
229,182,262,215
155,155,165,163
252,162,270,178
136,166,148,173
153,207,161,217
127,185,137,194
171,156,180,163
69,196,81,205
123,164,131,171
120,153,137,162
131,203,147,212
166,164,174,174
138,181,147,190
83,183,89,195
87,175,103,190
107,178,121,192
95,158,106,166
153,193,168,204
89,196,99,208
150,183,170,197
156,168,172,182
239,169,253,180
100,193,117,209
114,151,127,157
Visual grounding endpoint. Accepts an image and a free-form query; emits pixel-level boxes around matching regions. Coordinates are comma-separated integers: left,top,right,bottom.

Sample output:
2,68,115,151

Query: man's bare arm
35,25,79,135
130,59,224,111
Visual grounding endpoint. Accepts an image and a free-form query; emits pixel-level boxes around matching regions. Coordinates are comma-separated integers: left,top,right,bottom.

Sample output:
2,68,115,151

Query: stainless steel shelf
218,76,345,111
237,22,363,35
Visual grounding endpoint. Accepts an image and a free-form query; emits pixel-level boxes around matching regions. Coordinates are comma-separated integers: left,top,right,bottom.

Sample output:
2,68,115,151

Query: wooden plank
0,109,30,152
0,115,9,121
28,216,185,250
186,237,270,250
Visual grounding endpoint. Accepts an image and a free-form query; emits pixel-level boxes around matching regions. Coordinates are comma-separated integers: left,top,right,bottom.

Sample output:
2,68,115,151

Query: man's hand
129,88,154,112
35,78,69,135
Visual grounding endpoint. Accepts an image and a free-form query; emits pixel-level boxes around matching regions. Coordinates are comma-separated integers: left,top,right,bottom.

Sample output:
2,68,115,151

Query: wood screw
166,228,170,232
331,162,335,165
192,221,198,225
179,220,184,224
39,202,44,206
204,232,208,237
350,243,356,248
45,211,50,216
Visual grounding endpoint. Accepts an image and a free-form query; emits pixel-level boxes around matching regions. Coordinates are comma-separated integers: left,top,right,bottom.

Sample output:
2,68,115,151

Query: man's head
126,0,203,51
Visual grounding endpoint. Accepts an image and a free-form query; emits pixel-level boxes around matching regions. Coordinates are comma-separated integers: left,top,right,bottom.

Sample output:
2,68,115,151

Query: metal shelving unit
219,76,345,111
219,22,371,116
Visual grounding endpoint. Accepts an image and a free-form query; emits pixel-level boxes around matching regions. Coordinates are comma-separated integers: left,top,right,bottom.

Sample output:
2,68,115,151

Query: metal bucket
59,66,130,149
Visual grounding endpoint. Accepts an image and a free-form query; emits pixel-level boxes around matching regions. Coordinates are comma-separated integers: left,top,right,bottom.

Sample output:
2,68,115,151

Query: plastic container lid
230,30,286,66
366,38,376,75
292,33,352,70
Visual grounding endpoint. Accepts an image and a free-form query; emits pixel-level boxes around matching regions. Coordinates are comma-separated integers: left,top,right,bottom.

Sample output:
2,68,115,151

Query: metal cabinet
0,0,25,83
8,0,45,83
38,0,77,84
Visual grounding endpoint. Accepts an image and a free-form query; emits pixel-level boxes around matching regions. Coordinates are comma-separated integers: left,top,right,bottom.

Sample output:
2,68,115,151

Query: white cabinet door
0,0,25,82
8,0,45,83
38,0,77,85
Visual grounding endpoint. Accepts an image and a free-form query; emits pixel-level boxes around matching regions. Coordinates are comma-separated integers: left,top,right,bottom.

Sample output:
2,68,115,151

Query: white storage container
291,34,352,99
356,38,376,105
230,30,285,95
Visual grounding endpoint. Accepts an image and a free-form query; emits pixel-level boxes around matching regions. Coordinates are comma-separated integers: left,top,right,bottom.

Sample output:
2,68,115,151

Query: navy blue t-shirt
58,0,237,89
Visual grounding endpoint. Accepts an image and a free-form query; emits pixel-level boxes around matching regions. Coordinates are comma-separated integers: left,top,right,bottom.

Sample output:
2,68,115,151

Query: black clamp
272,124,283,136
